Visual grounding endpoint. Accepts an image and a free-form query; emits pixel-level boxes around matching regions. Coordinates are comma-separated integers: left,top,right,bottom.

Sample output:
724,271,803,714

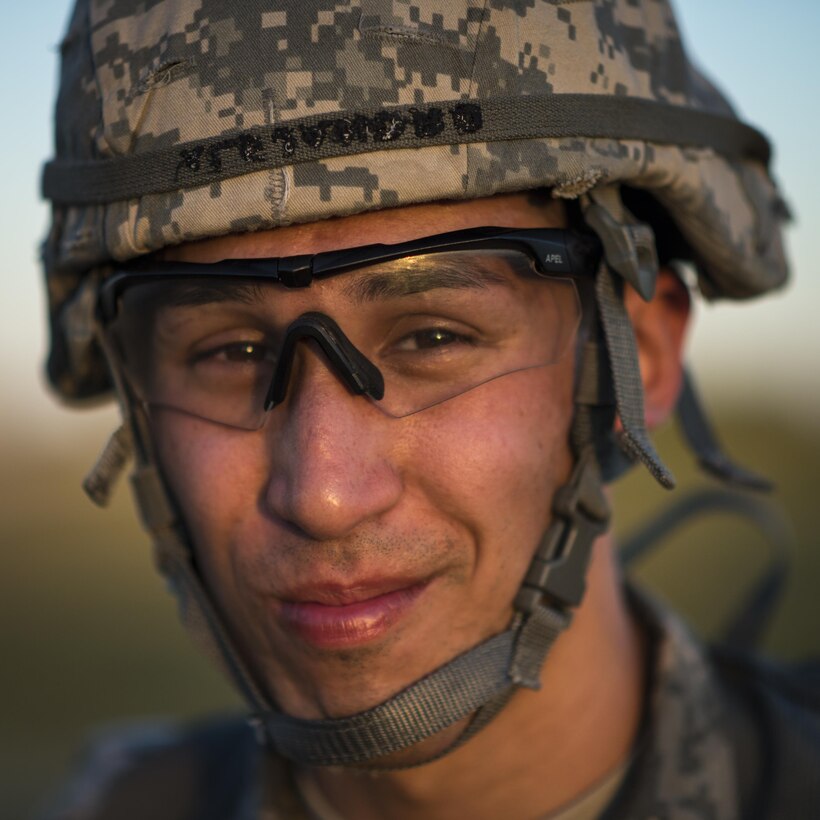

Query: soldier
40,1,819,818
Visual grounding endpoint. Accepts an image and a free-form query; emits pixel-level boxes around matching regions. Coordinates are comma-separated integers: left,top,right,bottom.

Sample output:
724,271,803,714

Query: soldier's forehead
159,192,565,263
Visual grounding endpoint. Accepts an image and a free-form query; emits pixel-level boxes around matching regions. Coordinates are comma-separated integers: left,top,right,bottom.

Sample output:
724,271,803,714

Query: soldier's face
152,193,576,721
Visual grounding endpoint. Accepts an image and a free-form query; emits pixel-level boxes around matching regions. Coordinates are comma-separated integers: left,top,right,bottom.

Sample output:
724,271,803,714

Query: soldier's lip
276,579,430,648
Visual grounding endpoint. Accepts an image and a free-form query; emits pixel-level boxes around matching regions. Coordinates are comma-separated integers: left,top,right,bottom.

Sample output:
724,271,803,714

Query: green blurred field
2,404,818,818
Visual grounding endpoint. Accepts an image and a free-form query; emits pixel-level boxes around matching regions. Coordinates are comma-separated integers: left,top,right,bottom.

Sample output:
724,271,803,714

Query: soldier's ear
625,267,692,430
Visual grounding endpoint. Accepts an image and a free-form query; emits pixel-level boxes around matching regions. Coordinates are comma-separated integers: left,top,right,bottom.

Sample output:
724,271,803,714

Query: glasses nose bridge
276,334,348,409
264,311,385,412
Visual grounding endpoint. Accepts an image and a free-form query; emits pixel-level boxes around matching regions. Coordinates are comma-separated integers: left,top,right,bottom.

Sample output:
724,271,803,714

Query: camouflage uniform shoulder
40,715,262,820
603,586,820,820
709,645,820,818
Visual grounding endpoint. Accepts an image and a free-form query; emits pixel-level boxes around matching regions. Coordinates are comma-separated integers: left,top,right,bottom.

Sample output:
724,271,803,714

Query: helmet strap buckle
514,449,611,619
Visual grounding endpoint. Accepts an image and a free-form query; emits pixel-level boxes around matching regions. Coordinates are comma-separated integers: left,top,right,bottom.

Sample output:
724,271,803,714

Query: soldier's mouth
277,579,430,649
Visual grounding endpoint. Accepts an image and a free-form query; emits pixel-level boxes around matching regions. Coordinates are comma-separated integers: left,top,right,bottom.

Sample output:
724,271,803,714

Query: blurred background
2,2,818,816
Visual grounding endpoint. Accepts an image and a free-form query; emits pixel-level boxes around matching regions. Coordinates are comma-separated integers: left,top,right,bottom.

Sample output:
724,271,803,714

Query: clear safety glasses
99,227,600,430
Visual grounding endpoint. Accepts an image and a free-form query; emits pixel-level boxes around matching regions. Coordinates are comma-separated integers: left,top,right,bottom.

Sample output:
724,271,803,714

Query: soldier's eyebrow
342,257,509,303
155,281,265,308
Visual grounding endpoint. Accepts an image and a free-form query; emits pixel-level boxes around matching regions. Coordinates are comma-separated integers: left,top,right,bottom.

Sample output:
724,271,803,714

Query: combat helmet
42,0,790,767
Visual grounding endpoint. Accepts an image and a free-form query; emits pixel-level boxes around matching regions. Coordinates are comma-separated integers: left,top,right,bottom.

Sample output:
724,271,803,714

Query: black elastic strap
43,94,771,205
676,370,772,491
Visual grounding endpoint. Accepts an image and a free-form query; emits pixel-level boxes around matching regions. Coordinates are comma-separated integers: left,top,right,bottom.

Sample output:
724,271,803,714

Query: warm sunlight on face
149,194,577,723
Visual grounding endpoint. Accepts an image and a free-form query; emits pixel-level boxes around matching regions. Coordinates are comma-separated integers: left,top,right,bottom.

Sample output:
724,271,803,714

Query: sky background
1,0,818,443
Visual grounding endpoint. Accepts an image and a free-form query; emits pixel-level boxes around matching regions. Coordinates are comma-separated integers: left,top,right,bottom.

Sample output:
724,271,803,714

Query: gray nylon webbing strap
595,262,675,489
508,604,571,690
431,604,571,762
570,348,614,479
263,628,517,766
42,94,770,204
163,533,272,712
82,424,132,507
574,342,615,407
130,463,271,712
